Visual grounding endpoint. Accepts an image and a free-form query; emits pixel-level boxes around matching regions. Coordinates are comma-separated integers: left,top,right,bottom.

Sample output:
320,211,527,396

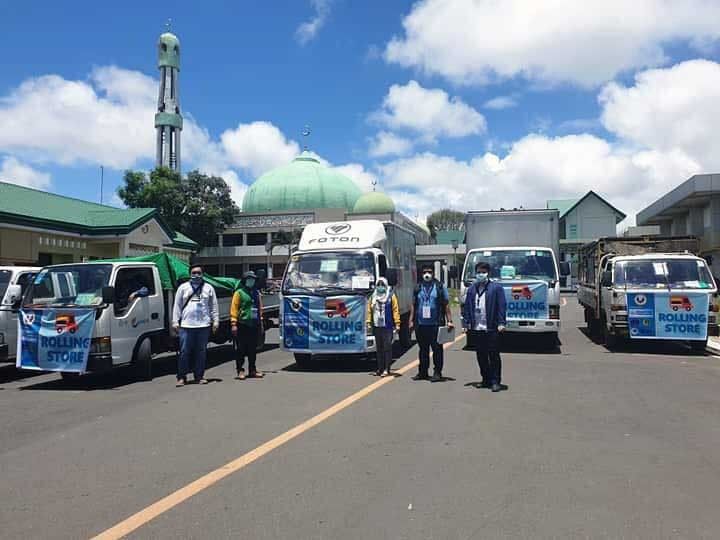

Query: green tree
426,208,465,239
118,167,239,247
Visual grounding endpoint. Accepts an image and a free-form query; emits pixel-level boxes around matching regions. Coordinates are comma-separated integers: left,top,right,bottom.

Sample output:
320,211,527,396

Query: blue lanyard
419,283,435,304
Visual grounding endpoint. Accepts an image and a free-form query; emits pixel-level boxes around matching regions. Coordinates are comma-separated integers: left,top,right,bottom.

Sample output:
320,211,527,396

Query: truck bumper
505,319,560,333
85,353,114,372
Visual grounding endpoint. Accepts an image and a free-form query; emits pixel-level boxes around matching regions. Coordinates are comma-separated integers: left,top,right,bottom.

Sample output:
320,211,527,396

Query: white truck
461,209,569,347
0,266,40,363
280,219,417,367
577,236,718,350
18,256,240,379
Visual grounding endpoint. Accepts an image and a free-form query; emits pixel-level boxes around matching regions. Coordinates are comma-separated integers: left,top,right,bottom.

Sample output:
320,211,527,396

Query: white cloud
0,156,51,189
220,121,300,177
333,163,377,192
483,96,517,110
0,66,156,168
295,0,333,45
600,59,720,168
372,80,486,141
368,131,413,157
385,0,720,87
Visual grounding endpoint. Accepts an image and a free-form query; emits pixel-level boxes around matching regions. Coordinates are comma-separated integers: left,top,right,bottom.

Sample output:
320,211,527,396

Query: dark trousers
235,324,258,373
178,326,210,381
472,330,501,384
416,324,443,375
373,326,393,373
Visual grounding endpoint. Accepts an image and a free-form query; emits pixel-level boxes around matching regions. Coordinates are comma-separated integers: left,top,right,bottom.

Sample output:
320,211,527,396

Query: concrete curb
707,337,720,356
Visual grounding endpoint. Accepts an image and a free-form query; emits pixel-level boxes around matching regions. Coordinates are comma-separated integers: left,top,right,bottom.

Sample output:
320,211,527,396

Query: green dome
158,32,180,70
242,153,362,213
352,191,395,214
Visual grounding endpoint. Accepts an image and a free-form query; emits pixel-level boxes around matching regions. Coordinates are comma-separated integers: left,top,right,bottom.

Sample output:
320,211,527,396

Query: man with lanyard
230,271,264,380
409,263,454,382
172,265,219,387
462,261,507,392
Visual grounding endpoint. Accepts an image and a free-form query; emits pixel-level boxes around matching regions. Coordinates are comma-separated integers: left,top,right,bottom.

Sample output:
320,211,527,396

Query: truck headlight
90,337,111,354
549,305,560,320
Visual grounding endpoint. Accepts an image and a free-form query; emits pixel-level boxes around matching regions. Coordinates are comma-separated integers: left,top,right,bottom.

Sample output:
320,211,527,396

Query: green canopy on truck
103,253,241,292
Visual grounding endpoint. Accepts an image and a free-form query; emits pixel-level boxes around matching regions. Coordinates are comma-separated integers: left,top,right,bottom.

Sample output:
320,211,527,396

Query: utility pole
100,166,104,204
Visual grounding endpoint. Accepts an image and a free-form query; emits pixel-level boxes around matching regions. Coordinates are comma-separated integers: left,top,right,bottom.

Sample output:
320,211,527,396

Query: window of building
223,234,244,247
568,224,578,238
225,264,244,278
246,233,268,246
203,265,220,276
704,205,711,228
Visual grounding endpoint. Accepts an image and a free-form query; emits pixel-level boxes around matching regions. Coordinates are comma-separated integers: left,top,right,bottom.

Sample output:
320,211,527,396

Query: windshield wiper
283,285,316,295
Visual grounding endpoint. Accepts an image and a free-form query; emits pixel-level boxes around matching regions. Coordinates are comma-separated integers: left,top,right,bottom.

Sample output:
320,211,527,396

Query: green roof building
242,153,362,213
0,181,197,266
352,191,396,214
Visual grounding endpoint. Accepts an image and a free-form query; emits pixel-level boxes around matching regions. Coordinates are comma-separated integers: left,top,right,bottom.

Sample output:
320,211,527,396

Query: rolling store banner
502,282,549,320
17,309,95,372
283,295,367,354
628,292,709,340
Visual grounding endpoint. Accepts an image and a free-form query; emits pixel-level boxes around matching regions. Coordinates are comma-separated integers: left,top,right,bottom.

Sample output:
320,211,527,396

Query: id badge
422,302,431,320
251,307,259,320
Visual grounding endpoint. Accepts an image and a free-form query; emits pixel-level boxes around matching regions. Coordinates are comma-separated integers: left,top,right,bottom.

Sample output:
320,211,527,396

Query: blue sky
2,0,720,224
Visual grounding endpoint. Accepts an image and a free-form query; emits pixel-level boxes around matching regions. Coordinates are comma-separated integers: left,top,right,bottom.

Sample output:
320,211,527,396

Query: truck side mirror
559,262,571,277
601,271,612,287
102,286,116,304
4,284,22,305
386,268,399,287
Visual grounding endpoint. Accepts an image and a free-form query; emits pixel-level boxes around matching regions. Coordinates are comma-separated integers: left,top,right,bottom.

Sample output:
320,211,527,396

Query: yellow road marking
92,332,466,540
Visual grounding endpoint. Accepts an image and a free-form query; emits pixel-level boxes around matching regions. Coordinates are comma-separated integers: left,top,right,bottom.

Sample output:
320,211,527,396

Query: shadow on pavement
576,325,707,357
0,364,47,384
282,354,375,373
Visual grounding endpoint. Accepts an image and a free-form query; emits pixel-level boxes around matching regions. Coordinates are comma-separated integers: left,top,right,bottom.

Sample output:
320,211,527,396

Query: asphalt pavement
1,295,720,539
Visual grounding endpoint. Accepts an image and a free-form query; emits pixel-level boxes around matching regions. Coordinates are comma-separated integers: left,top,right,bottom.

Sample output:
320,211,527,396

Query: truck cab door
109,266,164,365
6,272,36,359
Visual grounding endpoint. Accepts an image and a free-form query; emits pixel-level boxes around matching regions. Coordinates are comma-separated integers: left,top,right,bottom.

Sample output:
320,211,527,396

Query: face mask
476,273,488,283
190,274,202,283
376,286,387,294
423,273,433,282
245,278,256,289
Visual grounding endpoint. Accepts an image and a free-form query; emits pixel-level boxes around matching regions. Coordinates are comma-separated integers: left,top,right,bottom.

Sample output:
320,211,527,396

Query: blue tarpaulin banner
502,282,549,320
628,292,709,340
16,308,95,372
282,295,367,354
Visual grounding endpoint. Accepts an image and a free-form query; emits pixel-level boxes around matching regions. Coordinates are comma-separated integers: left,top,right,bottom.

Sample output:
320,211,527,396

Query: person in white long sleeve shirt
172,265,219,386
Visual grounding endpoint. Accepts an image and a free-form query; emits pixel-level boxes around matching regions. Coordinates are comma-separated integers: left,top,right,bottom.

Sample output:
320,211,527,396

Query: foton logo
670,296,693,312
325,224,351,235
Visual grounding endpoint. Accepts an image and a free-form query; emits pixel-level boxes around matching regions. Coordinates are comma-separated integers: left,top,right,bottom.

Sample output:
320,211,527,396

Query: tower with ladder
155,22,183,172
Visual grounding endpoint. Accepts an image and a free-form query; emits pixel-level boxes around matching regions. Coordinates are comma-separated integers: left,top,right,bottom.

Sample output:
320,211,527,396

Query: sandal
176,379,185,387
249,371,265,378
235,369,246,380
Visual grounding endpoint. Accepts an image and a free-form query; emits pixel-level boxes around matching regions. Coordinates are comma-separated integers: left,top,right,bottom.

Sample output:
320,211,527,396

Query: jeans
235,323,258,373
373,326,393,373
416,324,443,375
472,330,501,384
178,326,211,381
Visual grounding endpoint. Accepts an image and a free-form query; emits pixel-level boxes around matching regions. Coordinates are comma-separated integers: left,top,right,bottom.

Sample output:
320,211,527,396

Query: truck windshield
23,264,112,307
615,259,715,290
0,270,10,300
464,249,557,282
283,252,375,294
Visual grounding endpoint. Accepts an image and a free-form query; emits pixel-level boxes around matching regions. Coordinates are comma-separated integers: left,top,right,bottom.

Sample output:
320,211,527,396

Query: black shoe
480,380,491,388
431,372,443,382
412,373,429,381
491,383,502,392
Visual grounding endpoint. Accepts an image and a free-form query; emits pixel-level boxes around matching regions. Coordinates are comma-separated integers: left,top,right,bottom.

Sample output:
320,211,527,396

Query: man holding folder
462,262,507,392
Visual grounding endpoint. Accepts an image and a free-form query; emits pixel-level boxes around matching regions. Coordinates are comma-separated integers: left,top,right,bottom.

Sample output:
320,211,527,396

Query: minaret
155,23,183,172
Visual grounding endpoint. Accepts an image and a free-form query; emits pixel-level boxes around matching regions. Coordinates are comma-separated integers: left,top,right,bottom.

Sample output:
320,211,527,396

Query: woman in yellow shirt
366,277,400,377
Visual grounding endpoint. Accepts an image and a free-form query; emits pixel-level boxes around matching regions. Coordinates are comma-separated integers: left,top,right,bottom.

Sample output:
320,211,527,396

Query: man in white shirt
172,265,219,386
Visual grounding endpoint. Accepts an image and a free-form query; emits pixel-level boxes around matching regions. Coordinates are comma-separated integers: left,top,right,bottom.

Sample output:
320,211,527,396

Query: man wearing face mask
172,265,219,387
230,271,264,380
462,262,507,392
409,263,453,382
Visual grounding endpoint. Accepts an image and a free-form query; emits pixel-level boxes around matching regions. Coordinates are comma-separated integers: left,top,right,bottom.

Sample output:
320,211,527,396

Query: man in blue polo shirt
409,263,454,382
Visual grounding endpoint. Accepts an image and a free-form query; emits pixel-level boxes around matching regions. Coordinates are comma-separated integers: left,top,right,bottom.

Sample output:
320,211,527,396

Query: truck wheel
602,317,617,350
294,353,313,369
133,338,153,380
399,318,412,348
690,339,708,353
256,326,266,352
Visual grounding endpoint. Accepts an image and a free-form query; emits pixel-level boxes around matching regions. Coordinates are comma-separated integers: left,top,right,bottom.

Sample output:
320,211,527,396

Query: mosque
195,151,432,280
